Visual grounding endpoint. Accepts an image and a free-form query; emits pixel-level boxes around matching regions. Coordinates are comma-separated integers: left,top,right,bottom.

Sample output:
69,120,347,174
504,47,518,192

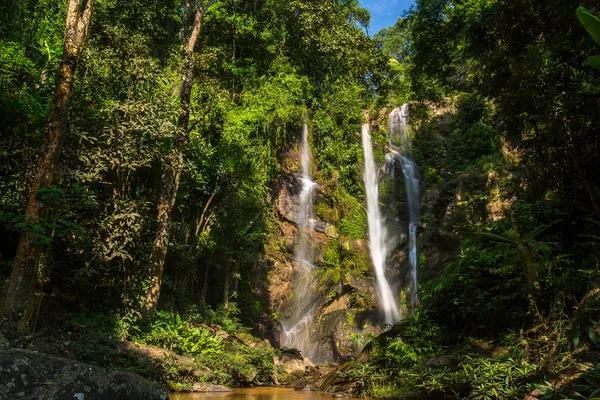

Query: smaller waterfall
282,123,317,359
388,104,420,308
362,123,401,325
296,124,316,271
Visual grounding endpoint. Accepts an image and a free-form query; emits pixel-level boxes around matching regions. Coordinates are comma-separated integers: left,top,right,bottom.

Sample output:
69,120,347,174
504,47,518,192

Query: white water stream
361,123,401,325
282,123,318,359
389,104,420,308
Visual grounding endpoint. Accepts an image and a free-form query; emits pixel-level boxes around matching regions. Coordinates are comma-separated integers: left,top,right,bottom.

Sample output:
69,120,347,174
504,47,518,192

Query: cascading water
282,123,317,359
361,123,401,325
388,104,420,308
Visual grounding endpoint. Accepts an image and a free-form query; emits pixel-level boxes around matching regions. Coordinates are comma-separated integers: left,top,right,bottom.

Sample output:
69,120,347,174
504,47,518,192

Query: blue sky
360,0,415,34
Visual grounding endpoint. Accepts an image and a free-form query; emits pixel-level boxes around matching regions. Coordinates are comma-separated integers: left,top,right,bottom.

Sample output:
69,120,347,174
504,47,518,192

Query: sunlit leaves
577,6,600,46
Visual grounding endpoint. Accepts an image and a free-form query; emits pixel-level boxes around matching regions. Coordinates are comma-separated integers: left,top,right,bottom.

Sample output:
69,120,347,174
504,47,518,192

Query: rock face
275,353,306,384
0,349,168,400
256,129,401,364
274,173,334,235
258,171,386,363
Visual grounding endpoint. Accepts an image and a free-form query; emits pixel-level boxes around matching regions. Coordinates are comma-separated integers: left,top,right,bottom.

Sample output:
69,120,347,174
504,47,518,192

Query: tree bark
142,0,205,315
510,209,541,295
2,0,94,327
201,264,210,302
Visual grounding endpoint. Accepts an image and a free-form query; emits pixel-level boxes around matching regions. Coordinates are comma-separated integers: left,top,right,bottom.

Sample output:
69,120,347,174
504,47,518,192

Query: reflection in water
169,388,339,400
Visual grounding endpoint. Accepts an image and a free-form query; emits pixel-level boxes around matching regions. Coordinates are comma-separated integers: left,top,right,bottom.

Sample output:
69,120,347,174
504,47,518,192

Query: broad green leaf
576,6,600,46
586,325,598,344
583,55,600,69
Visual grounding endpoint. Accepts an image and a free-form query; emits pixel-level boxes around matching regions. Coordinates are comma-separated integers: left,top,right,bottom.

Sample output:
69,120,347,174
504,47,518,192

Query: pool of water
169,387,343,400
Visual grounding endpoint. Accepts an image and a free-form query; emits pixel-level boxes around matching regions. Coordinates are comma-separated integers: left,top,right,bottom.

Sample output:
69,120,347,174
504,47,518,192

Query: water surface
170,387,339,400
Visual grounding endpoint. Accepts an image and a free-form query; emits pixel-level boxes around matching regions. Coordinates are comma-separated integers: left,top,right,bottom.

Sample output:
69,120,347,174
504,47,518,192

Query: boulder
235,332,271,348
0,349,168,400
274,353,305,383
188,383,231,392
274,174,334,235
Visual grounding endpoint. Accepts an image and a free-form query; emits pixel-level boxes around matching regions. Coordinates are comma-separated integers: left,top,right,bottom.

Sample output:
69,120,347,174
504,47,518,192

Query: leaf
583,55,600,69
586,325,598,344
576,7,600,47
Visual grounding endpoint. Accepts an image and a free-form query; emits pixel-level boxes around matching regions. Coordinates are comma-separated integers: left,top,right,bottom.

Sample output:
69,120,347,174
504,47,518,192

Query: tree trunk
223,262,231,308
2,0,94,328
510,209,541,295
142,0,205,315
201,265,210,302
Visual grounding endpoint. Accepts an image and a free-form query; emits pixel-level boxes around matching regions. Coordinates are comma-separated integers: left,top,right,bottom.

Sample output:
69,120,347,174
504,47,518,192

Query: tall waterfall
388,104,420,308
361,123,401,325
282,123,317,359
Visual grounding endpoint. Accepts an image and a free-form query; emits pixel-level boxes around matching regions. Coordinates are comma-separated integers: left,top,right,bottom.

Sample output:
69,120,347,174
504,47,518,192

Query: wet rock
274,173,305,224
291,380,309,390
274,174,333,235
188,383,231,392
236,332,271,348
0,349,168,400
322,296,350,315
253,316,281,348
274,353,305,383
214,330,230,340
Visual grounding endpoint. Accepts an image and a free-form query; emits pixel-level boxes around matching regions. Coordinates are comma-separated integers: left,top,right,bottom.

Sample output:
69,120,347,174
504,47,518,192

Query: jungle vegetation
0,0,599,398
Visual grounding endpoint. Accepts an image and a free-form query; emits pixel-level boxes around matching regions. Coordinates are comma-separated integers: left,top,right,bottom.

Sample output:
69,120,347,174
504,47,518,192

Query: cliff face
255,141,385,364
252,104,507,363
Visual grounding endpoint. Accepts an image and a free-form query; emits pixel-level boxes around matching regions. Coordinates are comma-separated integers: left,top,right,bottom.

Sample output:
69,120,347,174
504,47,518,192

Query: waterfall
296,123,315,272
388,104,420,308
282,123,317,360
361,123,401,325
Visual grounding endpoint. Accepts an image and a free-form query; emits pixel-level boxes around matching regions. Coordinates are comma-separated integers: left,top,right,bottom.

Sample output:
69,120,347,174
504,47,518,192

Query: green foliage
198,302,245,335
537,363,600,400
577,7,600,69
320,238,342,284
197,342,276,387
137,311,223,357
373,313,444,369
339,193,367,239
577,7,600,45
418,355,536,400
1,0,599,396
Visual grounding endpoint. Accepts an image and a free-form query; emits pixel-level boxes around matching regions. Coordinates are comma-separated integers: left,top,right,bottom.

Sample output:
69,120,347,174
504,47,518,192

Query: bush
198,342,276,387
137,311,222,357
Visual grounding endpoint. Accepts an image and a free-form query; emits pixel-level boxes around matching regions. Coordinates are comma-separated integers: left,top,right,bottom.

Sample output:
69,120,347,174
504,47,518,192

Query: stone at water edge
0,349,168,400
188,383,232,392
274,353,305,384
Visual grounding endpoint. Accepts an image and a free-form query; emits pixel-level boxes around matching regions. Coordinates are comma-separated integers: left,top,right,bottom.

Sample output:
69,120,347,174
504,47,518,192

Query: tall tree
2,0,94,326
143,0,206,314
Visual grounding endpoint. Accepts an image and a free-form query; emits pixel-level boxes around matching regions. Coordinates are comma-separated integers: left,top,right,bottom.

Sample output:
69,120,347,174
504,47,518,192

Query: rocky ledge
0,349,168,400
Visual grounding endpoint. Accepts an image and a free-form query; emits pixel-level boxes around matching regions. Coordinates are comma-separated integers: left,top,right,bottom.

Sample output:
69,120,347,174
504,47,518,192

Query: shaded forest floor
1,300,599,399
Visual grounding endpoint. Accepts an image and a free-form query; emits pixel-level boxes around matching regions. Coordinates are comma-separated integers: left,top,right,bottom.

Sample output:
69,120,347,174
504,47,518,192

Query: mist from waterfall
282,123,317,360
361,123,401,325
388,104,420,308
